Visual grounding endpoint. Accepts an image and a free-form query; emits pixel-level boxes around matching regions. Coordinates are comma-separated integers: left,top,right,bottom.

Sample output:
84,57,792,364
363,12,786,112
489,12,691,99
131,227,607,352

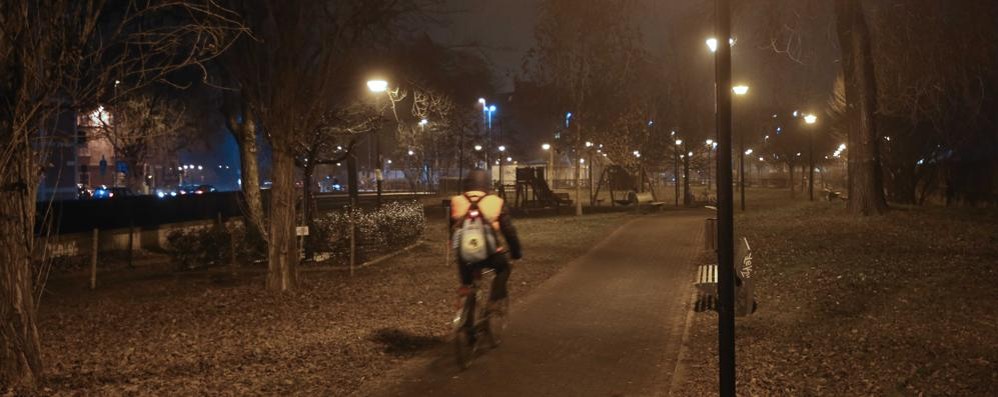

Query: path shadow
369,328,445,357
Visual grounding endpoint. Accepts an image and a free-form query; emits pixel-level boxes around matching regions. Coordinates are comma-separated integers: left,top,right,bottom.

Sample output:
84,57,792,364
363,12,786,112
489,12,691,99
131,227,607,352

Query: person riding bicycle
450,169,522,313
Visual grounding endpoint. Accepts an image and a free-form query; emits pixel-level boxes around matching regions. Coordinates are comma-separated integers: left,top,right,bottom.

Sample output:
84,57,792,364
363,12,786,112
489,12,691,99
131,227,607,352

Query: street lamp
674,139,683,207
706,139,715,192
498,145,506,152
731,84,749,211
565,112,572,128
804,114,818,200
542,143,554,181
474,145,483,151
367,79,390,205
706,37,735,53
367,79,388,93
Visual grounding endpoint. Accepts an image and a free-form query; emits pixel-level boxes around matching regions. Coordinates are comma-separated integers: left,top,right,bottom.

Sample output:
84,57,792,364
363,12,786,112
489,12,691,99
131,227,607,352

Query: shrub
312,201,425,264
166,221,266,270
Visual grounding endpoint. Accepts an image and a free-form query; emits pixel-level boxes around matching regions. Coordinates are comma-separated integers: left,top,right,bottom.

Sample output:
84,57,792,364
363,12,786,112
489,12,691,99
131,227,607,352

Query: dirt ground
34,211,632,396
674,189,998,396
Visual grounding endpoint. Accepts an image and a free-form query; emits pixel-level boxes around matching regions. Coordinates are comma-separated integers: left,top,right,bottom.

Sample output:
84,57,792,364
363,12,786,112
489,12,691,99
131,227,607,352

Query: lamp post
713,0,736,394
542,143,553,181
498,145,506,196
674,138,683,207
732,85,749,211
706,139,715,193
367,79,389,206
804,114,818,201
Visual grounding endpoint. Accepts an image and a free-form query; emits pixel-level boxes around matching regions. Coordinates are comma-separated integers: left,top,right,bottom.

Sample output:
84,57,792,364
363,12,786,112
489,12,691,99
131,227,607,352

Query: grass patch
677,189,998,396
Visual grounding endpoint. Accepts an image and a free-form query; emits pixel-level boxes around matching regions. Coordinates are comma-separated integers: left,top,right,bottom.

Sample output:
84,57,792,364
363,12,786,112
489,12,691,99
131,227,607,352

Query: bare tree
0,0,242,389
525,0,647,215
89,92,191,193
220,0,430,291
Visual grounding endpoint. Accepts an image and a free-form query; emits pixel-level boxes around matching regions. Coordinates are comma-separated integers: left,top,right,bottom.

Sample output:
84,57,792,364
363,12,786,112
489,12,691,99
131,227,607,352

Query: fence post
90,228,99,289
349,214,356,277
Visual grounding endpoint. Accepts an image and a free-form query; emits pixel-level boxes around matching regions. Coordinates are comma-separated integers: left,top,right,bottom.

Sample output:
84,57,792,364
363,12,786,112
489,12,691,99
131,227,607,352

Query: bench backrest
634,191,655,203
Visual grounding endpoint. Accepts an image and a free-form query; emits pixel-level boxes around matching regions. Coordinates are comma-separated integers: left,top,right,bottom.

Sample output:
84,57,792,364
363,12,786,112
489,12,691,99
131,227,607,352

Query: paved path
372,211,704,397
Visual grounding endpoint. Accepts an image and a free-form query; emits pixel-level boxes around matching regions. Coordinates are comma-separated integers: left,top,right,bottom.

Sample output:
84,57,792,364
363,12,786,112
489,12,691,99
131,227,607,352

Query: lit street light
542,143,554,181
474,145,483,151
731,84,750,211
367,79,390,206
804,114,818,201
674,139,683,207
366,79,388,93
706,140,715,192
706,37,735,53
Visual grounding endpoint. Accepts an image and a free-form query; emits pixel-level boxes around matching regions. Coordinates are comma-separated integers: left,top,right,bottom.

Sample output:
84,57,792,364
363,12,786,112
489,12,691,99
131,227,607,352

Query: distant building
37,106,181,201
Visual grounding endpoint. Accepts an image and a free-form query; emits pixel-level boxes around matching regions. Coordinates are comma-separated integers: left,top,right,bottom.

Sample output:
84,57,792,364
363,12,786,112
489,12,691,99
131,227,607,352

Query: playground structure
513,167,572,209
510,165,659,209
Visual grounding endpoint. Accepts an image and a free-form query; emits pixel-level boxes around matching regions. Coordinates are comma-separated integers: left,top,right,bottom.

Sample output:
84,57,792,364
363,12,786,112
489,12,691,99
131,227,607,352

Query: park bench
627,191,665,212
694,237,757,316
553,192,573,206
823,188,848,202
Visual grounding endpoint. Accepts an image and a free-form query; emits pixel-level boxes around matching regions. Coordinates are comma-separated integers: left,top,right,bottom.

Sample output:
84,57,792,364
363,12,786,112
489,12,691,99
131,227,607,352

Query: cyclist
450,169,522,314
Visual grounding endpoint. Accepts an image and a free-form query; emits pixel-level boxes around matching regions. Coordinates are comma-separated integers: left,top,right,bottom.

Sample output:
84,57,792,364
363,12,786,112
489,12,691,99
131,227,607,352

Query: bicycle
452,267,508,369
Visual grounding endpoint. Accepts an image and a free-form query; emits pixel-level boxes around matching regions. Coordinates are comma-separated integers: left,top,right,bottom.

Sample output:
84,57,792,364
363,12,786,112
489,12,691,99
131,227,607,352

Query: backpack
453,194,497,264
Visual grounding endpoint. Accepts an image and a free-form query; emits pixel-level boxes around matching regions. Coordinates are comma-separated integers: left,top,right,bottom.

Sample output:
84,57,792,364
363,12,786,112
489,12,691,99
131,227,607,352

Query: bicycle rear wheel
485,298,508,348
454,297,476,369
454,327,474,369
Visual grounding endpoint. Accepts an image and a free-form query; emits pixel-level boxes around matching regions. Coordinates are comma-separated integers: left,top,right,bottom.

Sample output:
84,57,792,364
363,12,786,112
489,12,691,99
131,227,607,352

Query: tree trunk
574,142,583,216
226,105,268,242
788,163,795,196
1,140,43,390
302,165,315,261
835,0,888,215
347,153,359,207
267,148,298,291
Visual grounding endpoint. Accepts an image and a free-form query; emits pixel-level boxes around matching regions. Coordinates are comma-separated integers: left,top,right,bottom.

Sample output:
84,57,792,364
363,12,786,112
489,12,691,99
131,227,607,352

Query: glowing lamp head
804,114,818,124
542,143,551,151
489,105,496,112
732,85,749,95
474,145,482,151
498,145,506,152
675,139,683,146
366,79,388,93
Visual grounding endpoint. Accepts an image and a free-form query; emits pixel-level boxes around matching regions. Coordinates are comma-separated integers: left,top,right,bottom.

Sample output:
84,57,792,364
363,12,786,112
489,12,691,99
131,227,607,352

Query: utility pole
714,0,736,395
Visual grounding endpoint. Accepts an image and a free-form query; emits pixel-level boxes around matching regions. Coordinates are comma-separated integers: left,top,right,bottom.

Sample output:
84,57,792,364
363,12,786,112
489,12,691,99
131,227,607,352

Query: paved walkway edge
668,287,701,396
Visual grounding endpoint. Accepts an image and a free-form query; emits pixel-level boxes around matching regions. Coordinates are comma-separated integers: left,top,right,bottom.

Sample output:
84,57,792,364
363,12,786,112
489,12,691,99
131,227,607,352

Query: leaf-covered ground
35,211,633,396
675,189,998,396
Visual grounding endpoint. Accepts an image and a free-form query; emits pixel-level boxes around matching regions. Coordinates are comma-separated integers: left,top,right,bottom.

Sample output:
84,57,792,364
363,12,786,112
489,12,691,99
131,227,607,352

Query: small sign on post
295,226,310,236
